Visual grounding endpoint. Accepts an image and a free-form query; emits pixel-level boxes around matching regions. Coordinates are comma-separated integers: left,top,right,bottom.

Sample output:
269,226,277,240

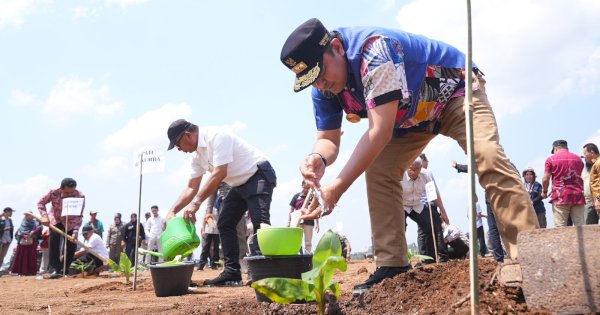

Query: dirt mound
340,258,548,314
77,278,152,293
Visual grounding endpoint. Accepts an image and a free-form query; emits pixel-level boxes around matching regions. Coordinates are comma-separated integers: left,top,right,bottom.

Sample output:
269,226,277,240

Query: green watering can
160,217,201,261
140,217,201,261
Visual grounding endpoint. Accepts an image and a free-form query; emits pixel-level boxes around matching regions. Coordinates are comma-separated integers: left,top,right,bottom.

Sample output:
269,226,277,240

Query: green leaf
328,282,341,298
312,256,347,294
107,259,120,272
310,230,342,271
251,278,314,304
119,252,132,274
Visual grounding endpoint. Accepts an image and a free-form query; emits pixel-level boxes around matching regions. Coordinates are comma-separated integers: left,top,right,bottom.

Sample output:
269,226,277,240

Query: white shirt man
402,169,432,214
145,206,165,263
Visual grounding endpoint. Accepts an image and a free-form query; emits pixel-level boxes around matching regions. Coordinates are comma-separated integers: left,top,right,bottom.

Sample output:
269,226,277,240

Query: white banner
134,146,165,174
62,197,84,216
425,181,438,203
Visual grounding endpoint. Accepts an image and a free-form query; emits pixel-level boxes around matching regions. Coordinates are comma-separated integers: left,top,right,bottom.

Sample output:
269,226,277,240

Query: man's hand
541,192,548,199
451,160,457,168
121,241,126,249
39,215,50,226
300,154,326,188
183,204,200,224
309,181,343,217
595,200,600,213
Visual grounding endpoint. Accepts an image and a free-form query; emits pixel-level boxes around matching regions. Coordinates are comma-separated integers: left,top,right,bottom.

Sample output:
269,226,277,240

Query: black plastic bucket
149,262,195,297
245,254,312,302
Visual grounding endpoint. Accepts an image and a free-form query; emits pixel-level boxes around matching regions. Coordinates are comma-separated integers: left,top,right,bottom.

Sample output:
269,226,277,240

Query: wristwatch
192,197,201,206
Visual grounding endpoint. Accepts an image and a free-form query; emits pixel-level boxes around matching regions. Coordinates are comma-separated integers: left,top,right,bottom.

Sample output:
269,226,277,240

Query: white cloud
0,0,44,30
79,156,128,180
10,89,39,107
104,103,192,153
395,0,600,119
43,76,122,123
0,175,52,211
584,129,600,147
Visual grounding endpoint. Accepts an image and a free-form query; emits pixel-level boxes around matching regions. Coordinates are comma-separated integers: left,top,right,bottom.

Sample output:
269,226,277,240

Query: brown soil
0,258,550,314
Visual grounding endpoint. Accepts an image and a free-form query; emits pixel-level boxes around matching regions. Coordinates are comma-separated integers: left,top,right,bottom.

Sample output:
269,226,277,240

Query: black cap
280,18,332,92
551,139,568,154
3,207,14,213
167,119,191,150
81,225,94,233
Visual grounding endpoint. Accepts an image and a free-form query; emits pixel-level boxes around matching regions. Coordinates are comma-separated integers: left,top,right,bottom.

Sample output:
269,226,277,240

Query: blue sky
1,0,599,257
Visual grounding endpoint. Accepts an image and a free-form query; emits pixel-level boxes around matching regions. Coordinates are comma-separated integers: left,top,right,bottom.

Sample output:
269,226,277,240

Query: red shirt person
542,140,585,226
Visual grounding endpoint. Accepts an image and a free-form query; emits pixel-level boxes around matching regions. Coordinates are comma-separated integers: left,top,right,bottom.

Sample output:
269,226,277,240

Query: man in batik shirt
37,177,85,278
280,18,539,293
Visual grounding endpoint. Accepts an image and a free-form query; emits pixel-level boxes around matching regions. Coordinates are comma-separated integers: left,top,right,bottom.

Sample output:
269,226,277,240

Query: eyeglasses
174,132,186,149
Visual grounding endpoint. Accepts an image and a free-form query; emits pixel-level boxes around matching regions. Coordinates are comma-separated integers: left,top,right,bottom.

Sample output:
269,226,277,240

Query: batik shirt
312,27,481,136
544,149,585,205
37,188,86,230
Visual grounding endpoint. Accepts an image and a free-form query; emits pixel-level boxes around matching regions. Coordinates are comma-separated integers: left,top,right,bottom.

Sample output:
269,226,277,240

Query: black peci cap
280,18,331,92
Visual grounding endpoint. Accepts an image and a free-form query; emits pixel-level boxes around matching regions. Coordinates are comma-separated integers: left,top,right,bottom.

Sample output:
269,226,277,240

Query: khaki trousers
552,204,585,227
301,224,314,253
366,77,539,267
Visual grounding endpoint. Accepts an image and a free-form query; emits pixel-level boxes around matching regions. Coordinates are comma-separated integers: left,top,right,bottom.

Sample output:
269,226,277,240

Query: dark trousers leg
218,168,274,275
448,239,469,259
49,223,76,273
408,209,434,260
125,245,137,266
485,199,504,263
200,234,219,265
428,203,449,259
210,234,220,265
477,225,488,256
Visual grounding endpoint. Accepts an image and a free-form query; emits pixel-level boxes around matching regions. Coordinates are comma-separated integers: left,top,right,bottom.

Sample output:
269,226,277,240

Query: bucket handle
247,232,258,257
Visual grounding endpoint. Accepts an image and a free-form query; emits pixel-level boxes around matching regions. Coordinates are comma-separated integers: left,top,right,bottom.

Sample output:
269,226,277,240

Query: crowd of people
1,19,599,304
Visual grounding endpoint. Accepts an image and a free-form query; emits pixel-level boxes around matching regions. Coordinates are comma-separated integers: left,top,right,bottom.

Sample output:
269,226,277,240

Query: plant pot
160,217,201,261
149,261,195,297
245,254,313,303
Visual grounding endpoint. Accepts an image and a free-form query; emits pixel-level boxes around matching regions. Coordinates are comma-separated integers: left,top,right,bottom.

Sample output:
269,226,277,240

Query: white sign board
62,197,84,216
134,146,165,174
425,181,438,202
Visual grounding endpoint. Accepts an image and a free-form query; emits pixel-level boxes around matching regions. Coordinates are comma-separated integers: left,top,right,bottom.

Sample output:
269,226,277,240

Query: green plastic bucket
257,227,303,256
160,217,200,261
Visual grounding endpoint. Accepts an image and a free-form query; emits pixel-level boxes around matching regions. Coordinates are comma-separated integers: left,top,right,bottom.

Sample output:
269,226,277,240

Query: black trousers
217,161,276,275
49,222,77,273
447,239,469,259
199,233,220,266
125,243,140,266
408,204,448,261
477,225,488,256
